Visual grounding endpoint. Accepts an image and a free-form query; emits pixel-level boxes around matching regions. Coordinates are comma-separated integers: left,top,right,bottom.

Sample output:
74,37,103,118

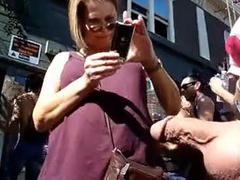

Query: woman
33,0,180,179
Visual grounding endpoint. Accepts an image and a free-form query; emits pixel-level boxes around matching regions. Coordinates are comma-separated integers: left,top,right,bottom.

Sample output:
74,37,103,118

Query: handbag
103,112,167,180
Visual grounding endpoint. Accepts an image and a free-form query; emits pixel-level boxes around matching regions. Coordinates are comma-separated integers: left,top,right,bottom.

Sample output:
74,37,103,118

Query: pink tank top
39,52,160,180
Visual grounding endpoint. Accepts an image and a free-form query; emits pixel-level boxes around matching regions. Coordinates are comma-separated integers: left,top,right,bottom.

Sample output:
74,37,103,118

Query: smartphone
111,21,135,61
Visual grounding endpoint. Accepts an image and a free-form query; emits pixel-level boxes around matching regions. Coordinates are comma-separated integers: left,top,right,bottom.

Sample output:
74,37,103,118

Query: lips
96,33,113,39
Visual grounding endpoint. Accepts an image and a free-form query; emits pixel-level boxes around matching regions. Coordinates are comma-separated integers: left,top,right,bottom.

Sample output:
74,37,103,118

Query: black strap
98,83,115,150
99,83,150,151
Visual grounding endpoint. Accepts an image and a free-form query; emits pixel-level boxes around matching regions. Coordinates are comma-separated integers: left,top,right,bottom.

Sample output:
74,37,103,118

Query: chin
95,43,111,52
99,46,111,52
87,39,111,52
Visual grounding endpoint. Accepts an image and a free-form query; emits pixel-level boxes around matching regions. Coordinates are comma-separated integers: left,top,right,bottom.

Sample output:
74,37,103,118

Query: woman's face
83,1,117,52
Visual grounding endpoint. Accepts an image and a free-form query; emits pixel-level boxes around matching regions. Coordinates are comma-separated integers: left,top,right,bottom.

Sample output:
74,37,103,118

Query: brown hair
68,0,118,50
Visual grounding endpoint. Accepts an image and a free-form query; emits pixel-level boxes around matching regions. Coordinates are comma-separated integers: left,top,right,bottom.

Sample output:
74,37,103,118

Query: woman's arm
145,59,181,115
33,51,121,132
209,76,234,105
33,52,93,132
122,12,181,115
232,79,240,118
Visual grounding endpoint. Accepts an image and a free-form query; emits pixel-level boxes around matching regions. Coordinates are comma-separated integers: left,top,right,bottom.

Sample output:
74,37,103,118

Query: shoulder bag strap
104,112,116,150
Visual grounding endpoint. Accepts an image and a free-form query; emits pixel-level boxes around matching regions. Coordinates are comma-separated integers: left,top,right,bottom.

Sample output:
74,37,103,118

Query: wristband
144,59,163,74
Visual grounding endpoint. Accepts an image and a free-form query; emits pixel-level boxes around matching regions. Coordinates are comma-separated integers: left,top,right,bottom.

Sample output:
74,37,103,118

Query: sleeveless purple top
39,52,155,180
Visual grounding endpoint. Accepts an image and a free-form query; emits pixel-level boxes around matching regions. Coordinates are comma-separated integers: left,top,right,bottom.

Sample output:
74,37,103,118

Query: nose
101,26,109,32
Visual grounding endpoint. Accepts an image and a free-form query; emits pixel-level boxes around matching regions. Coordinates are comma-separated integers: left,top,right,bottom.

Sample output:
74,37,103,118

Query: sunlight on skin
151,117,240,180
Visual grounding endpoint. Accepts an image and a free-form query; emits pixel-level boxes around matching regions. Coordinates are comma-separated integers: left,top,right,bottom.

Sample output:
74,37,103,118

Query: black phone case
111,22,134,60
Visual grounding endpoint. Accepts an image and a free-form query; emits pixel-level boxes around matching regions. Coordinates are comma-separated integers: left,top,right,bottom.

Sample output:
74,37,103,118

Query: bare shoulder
49,51,70,68
39,52,72,98
199,95,214,104
198,95,215,112
44,52,71,80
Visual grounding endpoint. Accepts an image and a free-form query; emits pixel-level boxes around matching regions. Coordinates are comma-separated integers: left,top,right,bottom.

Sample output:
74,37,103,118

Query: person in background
32,0,181,179
209,70,239,121
7,74,48,180
181,73,215,121
209,18,240,121
209,17,240,121
152,16,240,180
209,71,238,108
159,94,206,180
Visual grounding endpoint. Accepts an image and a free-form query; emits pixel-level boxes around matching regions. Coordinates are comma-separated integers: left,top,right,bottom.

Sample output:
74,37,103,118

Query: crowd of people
1,0,240,179
150,16,240,180
1,74,48,180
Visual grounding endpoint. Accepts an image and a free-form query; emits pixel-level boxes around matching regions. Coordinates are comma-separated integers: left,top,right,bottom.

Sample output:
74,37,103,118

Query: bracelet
144,59,163,74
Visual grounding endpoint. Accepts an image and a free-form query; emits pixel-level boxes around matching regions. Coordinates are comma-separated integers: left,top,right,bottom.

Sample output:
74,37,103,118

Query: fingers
85,64,121,78
84,51,120,68
122,10,133,24
122,10,128,20
209,77,222,87
133,15,148,35
122,10,148,36
88,51,119,61
84,52,122,82
86,59,121,68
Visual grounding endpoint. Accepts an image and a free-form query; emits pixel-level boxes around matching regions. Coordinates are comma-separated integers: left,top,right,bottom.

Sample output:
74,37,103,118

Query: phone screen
111,22,134,61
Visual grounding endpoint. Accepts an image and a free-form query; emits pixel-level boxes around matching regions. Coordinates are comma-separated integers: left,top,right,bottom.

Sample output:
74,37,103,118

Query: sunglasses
85,21,116,32
181,81,197,91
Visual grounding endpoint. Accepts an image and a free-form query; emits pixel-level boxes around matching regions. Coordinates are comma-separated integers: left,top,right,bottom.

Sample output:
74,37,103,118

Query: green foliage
0,0,27,38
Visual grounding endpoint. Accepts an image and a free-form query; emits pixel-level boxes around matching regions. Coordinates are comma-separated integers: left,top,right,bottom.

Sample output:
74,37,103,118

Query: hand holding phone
111,21,135,61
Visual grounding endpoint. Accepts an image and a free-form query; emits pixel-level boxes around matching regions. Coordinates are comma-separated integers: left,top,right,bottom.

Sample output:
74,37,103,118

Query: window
154,0,168,19
131,2,148,26
223,30,230,69
196,7,210,60
130,0,169,39
155,14,168,38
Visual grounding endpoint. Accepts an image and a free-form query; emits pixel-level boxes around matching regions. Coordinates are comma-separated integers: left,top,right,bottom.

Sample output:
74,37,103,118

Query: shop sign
8,35,42,65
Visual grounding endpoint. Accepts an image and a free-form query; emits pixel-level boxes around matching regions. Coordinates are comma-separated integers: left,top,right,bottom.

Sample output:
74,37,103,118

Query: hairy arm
151,116,219,150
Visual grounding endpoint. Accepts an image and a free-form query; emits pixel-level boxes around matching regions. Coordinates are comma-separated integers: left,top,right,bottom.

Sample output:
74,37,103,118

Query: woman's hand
122,11,158,68
84,51,122,87
209,76,223,95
